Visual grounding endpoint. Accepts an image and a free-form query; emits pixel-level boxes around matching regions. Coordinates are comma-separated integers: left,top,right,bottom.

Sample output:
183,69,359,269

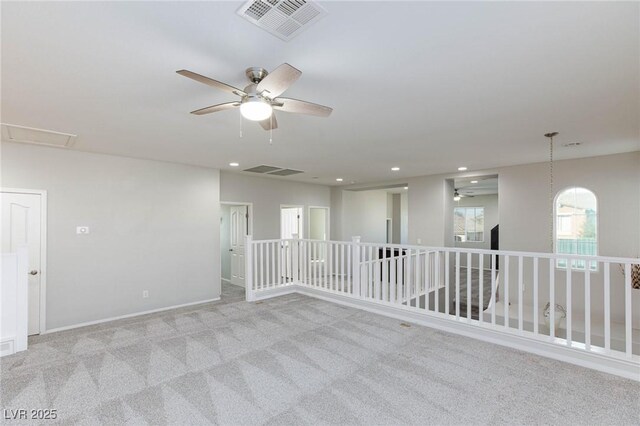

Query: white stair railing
245,236,640,379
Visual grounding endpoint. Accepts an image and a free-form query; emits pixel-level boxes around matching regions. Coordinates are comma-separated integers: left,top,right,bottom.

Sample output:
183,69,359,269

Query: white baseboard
44,297,221,334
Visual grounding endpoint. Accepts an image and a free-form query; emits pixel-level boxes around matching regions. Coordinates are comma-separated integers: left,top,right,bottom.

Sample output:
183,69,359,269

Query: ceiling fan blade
273,97,333,117
256,63,301,99
258,113,278,131
177,70,246,97
190,102,240,115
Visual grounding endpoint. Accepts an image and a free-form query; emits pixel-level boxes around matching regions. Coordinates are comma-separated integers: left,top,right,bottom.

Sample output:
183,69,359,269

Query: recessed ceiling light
458,167,468,171
229,162,239,167
404,186,408,190
336,178,343,182
470,180,478,184
391,167,400,171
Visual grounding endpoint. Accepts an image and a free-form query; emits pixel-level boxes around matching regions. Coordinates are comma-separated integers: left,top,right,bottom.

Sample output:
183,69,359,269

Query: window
555,187,597,270
454,207,484,242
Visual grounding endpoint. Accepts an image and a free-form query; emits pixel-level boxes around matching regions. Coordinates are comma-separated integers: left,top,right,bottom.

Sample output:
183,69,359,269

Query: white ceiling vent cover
1,123,77,148
237,0,327,41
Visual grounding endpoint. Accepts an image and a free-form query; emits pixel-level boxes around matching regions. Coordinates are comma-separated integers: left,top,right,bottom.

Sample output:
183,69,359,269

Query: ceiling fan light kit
240,98,273,121
177,63,332,132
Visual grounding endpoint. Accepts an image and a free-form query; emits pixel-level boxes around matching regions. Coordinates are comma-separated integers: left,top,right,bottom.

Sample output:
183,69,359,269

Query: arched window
555,187,597,270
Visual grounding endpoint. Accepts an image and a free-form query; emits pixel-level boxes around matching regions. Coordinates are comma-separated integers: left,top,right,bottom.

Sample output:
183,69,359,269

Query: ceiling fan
454,189,475,201
176,63,333,130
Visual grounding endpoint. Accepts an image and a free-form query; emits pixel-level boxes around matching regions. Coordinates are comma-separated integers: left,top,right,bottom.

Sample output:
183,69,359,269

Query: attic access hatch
237,0,327,41
1,123,77,148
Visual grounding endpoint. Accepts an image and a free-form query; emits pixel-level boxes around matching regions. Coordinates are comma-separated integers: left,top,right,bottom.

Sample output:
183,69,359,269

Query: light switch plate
76,226,90,235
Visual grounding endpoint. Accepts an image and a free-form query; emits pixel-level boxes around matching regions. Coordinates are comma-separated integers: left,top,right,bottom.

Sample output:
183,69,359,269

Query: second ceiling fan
177,63,333,131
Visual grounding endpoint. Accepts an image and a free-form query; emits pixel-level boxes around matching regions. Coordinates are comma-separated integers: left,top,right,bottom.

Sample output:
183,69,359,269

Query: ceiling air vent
237,0,327,42
243,165,282,173
268,168,303,176
243,165,304,177
1,123,77,148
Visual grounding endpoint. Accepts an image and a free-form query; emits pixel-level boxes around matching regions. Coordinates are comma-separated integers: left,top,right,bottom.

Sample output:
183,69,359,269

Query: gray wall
1,142,221,330
220,171,330,240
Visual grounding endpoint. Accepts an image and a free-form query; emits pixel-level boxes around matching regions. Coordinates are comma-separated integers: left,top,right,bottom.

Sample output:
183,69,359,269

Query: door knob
29,270,38,276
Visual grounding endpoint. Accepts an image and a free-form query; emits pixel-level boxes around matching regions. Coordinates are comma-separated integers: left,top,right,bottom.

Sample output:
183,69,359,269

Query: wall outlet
76,226,90,235
417,238,422,244
142,290,149,298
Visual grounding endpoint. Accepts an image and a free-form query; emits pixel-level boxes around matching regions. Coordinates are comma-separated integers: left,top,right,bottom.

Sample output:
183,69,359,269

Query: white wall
406,152,640,324
339,189,389,243
1,142,221,331
400,192,408,244
220,171,330,240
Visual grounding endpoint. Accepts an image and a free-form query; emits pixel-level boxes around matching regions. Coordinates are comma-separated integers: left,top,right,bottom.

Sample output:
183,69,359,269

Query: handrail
265,238,639,264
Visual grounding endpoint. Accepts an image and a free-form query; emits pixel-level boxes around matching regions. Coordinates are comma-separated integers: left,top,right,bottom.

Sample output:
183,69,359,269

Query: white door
280,207,302,239
230,205,247,287
1,192,42,335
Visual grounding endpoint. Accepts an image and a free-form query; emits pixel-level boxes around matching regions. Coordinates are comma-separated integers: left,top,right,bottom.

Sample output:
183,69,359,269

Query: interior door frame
1,187,48,334
220,201,253,285
280,204,304,239
307,206,330,241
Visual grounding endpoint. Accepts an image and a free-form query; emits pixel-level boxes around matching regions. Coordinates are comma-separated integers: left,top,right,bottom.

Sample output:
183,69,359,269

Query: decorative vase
543,302,566,331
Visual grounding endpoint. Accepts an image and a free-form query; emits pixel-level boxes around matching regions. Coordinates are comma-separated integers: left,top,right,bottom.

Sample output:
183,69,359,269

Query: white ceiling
454,176,498,196
2,1,638,186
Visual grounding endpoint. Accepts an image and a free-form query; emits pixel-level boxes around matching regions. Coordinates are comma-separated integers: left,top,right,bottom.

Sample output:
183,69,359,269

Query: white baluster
504,256,509,329
584,265,590,351
491,254,496,326
478,253,483,324
566,263,572,346
245,235,254,301
625,263,632,357
266,242,271,288
604,262,610,351
435,251,440,314
260,243,265,290
445,251,450,316
467,252,472,320
455,252,460,319
533,257,539,335
391,249,397,303
550,258,555,339
352,237,360,297
518,256,523,332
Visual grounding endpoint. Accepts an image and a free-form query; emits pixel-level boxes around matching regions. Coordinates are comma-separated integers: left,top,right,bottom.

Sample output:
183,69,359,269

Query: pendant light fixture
544,132,558,253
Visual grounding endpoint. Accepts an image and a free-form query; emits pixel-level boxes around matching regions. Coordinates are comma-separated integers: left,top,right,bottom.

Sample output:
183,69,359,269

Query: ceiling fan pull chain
269,115,273,144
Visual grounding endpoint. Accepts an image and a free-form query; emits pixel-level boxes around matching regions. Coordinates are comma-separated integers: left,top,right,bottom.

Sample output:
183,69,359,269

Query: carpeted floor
1,282,638,425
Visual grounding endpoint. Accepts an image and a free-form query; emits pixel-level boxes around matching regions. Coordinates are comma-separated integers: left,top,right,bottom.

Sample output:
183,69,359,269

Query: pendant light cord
549,135,554,253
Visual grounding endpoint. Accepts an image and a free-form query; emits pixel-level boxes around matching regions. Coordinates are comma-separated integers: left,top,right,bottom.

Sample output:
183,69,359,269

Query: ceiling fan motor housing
245,67,268,84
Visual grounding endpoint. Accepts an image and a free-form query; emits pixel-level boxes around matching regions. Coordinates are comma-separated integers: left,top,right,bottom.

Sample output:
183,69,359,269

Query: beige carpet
1,282,638,425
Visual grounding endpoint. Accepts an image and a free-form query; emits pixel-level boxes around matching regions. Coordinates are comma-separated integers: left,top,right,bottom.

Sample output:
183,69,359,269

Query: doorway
220,202,252,288
308,206,329,241
280,205,303,239
1,189,47,335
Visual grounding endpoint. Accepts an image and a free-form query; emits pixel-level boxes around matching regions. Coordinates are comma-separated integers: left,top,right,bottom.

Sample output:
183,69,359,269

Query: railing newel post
352,236,361,297
292,233,300,284
245,234,254,301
